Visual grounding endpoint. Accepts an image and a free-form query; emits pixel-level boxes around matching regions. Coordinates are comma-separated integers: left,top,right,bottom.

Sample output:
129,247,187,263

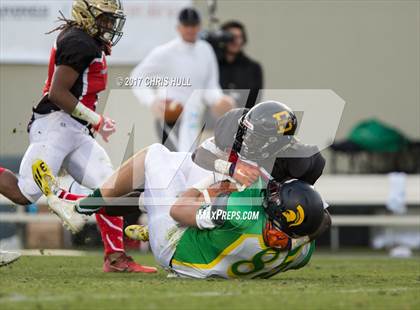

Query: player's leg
32,147,149,221
141,144,192,267
64,139,125,257
17,113,75,204
73,144,150,215
64,139,155,273
76,143,196,211
0,167,30,205
0,170,24,265
67,143,196,267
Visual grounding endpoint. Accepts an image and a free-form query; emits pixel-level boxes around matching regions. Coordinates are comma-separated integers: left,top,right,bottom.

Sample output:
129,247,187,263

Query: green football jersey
171,179,315,279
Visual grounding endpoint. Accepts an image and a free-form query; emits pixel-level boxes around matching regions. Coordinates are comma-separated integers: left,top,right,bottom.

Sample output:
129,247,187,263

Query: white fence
1,174,419,250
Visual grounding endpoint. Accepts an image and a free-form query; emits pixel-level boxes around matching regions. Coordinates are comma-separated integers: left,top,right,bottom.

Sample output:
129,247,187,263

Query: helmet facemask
262,179,325,239
262,180,292,235
89,7,125,46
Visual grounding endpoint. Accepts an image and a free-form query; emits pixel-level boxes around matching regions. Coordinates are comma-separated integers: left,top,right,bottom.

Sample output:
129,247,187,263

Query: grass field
0,252,419,310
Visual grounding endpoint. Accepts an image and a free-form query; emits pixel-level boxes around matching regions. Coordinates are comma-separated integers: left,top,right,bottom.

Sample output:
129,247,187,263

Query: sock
96,209,124,255
54,185,125,256
75,188,106,215
57,188,86,201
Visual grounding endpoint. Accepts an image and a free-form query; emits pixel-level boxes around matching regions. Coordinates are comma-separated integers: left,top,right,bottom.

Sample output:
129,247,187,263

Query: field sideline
0,253,419,310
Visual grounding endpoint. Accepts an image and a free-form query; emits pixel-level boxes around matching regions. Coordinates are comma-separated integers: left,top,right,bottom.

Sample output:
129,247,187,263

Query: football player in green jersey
32,143,330,279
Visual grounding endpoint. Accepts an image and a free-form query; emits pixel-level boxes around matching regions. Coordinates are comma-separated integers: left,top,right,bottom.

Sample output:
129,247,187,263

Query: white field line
20,249,88,256
0,287,418,304
338,287,416,294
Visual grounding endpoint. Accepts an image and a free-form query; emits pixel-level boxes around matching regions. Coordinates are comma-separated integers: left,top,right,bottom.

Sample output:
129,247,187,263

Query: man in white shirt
131,8,234,152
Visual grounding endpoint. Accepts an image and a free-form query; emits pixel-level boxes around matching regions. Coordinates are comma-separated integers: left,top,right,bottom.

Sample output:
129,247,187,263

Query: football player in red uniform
0,0,156,273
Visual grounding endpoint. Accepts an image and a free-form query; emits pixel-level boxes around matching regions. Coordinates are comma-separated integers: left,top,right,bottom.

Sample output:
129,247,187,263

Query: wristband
195,205,216,230
71,102,101,127
191,175,216,191
214,159,232,175
200,189,211,204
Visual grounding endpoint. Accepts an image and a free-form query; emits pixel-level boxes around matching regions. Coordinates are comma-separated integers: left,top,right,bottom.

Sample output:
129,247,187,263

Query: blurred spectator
131,8,234,151
219,21,264,109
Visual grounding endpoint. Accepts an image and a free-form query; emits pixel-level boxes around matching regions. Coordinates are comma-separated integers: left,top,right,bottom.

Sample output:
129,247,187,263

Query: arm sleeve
130,48,164,106
202,45,224,105
55,38,96,74
284,149,326,185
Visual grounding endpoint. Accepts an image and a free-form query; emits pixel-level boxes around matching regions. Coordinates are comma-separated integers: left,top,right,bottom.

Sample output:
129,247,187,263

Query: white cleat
47,195,87,234
0,250,21,267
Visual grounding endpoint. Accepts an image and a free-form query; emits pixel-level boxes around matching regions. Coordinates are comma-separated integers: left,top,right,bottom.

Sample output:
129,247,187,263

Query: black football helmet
236,101,298,160
262,179,324,238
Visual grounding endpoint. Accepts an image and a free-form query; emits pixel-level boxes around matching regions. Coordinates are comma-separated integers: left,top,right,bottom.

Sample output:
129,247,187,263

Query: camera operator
219,21,264,109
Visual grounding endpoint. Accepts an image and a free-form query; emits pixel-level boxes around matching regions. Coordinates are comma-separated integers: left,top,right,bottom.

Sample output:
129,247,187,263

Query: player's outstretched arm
0,167,31,205
170,188,203,227
49,65,116,142
170,178,237,229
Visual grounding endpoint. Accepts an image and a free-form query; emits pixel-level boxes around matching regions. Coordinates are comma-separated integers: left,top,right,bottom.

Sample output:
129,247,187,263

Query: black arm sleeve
270,143,326,185
284,151,326,185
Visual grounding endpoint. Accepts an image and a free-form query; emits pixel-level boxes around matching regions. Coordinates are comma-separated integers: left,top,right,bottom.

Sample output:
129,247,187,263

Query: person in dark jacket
219,21,264,109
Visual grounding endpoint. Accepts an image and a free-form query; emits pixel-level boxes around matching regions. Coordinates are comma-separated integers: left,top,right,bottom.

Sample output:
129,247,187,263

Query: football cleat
103,252,157,273
32,159,87,234
124,225,149,241
32,159,59,197
0,250,21,267
47,195,87,234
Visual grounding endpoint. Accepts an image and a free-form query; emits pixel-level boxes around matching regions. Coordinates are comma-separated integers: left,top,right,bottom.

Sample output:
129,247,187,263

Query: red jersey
33,26,107,120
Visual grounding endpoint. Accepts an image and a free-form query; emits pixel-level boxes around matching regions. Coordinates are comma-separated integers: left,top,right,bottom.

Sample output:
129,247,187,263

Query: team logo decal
282,205,305,227
272,111,293,134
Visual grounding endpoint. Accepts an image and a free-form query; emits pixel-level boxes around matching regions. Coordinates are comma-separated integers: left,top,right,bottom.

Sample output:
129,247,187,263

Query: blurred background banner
0,0,191,64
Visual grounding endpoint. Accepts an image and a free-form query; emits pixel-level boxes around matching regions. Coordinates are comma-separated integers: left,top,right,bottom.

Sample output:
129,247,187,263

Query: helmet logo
272,111,293,134
282,205,305,227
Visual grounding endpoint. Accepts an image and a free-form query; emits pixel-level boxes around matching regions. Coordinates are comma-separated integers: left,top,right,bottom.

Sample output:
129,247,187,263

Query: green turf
0,253,419,310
